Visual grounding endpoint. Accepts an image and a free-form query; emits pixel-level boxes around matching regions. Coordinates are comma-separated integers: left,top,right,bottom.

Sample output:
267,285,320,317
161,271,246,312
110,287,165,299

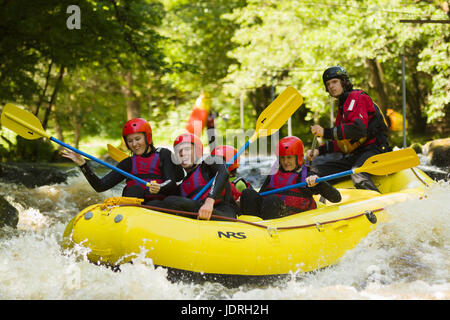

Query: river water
0,156,449,300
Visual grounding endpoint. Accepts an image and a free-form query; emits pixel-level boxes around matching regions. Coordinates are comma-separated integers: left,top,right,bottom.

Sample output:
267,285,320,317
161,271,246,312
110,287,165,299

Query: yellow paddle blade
1,103,48,140
107,144,129,162
251,86,303,142
355,148,420,176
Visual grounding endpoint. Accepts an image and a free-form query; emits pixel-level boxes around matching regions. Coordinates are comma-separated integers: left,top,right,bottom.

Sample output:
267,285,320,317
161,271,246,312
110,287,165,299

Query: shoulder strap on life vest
180,164,226,203
363,93,391,152
125,151,165,200
265,166,317,214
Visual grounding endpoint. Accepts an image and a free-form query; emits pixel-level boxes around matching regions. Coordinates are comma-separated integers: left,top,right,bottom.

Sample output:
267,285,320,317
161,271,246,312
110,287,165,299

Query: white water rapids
0,159,449,300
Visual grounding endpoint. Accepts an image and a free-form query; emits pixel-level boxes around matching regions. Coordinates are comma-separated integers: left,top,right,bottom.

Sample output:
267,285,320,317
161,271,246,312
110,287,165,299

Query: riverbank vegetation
0,0,448,162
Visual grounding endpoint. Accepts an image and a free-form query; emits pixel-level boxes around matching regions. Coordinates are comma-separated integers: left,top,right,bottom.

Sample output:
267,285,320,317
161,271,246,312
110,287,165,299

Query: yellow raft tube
63,167,433,277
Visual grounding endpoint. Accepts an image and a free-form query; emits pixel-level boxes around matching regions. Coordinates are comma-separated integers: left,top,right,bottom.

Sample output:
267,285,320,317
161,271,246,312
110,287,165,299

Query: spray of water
0,172,449,299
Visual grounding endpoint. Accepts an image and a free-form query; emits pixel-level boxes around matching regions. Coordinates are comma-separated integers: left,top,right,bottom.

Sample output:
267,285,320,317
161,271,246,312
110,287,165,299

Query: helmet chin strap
184,163,199,173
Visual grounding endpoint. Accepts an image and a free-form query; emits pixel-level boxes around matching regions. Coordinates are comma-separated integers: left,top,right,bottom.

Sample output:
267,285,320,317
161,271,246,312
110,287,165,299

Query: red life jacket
334,90,378,153
230,182,241,201
125,153,164,200
264,165,317,214
180,164,225,203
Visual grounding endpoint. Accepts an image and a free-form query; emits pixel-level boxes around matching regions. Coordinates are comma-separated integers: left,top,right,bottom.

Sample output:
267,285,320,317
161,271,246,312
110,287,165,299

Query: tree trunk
405,71,428,134
247,85,272,117
35,60,53,116
42,65,65,130
73,120,81,149
146,83,153,121
365,58,389,112
53,111,64,150
72,103,83,149
121,71,140,120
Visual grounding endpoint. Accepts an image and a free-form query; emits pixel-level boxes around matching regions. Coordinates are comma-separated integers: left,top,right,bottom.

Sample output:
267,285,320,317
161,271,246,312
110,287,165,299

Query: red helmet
211,145,239,172
276,136,304,167
122,118,152,148
173,133,203,160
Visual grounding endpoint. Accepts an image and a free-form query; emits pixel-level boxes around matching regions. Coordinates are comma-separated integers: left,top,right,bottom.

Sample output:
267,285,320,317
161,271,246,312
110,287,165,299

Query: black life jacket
368,100,391,152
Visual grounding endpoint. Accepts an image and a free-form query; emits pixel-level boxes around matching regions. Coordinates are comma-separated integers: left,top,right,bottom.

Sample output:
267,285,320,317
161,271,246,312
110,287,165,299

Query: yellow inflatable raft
63,167,433,277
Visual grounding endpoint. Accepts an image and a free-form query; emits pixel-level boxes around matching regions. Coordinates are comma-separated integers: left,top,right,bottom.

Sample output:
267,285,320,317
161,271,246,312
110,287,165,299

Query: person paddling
158,133,238,220
61,118,183,204
211,145,252,203
240,136,341,220
306,66,391,192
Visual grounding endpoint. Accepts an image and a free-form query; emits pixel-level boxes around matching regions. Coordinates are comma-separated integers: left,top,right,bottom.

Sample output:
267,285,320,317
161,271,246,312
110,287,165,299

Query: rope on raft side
410,167,430,187
117,204,385,231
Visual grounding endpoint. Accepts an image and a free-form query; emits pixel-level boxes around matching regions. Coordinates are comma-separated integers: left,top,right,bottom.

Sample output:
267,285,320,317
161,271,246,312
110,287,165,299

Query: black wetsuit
155,155,238,220
78,147,183,201
240,166,341,220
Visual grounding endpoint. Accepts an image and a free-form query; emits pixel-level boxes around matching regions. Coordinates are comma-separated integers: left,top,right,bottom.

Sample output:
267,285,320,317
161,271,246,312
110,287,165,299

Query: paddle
192,86,304,201
107,143,129,162
260,148,420,196
1,103,151,189
304,135,318,165
311,135,318,151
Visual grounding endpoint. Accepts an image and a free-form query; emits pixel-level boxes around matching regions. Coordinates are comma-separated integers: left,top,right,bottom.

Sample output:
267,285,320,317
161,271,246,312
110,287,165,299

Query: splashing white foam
228,181,450,300
0,176,449,300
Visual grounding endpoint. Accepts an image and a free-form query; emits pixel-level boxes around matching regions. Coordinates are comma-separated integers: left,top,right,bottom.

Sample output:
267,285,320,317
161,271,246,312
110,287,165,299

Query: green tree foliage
0,0,166,117
156,0,252,143
0,0,168,153
0,0,448,161
223,0,449,138
161,0,246,91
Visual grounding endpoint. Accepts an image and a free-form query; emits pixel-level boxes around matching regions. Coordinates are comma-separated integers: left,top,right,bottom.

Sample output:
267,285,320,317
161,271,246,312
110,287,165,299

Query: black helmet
322,66,353,93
